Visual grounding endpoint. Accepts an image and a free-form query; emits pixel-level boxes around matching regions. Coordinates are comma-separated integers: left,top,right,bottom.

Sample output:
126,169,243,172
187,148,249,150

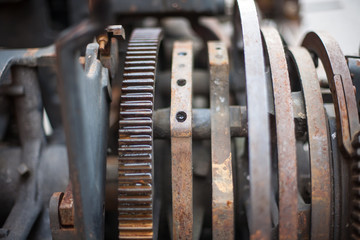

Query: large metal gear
118,28,163,240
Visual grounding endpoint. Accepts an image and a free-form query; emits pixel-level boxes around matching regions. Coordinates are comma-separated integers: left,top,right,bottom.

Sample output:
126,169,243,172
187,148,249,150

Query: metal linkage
262,26,298,240
302,32,360,156
170,41,194,240
208,41,234,239
236,0,272,239
55,19,112,239
118,28,163,240
289,47,332,240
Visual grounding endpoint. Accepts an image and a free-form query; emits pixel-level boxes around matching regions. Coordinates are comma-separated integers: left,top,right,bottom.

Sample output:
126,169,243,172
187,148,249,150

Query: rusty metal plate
262,26,298,240
302,31,360,156
289,47,331,240
236,0,272,239
208,41,234,239
170,41,193,239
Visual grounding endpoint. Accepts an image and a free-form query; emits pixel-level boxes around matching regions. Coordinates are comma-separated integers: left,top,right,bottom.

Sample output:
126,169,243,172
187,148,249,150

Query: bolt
177,79,186,86
176,111,187,122
97,34,108,53
17,163,30,177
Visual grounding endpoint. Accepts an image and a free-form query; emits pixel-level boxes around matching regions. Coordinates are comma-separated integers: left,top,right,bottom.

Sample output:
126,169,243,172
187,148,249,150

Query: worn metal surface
208,41,234,239
118,28,162,240
50,192,76,240
347,56,360,116
1,66,45,240
113,0,225,17
262,27,298,240
153,107,247,139
59,184,75,227
170,41,193,240
289,47,332,240
56,20,110,240
0,46,55,83
302,31,360,156
236,0,272,239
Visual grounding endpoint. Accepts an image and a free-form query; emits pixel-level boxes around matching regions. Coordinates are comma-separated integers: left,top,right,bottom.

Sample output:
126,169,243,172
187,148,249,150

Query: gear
118,28,162,240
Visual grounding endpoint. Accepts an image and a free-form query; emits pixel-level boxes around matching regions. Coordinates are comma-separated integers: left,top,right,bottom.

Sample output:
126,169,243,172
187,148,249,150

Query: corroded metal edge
262,27,298,240
289,47,331,240
208,41,234,239
170,41,194,240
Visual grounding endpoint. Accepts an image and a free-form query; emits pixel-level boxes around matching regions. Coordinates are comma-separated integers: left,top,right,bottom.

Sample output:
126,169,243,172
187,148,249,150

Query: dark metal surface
1,66,45,240
0,46,55,83
302,32,360,156
262,26,298,240
289,47,332,240
347,56,360,116
236,0,272,239
55,19,111,239
113,0,225,17
208,41,234,239
170,41,193,239
154,106,248,139
118,28,162,240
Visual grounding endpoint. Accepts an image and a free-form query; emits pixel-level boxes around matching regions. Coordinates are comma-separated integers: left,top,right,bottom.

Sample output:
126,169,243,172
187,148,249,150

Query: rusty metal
50,192,76,240
153,106,247,139
289,47,332,240
302,31,360,156
262,26,298,240
59,184,75,227
208,41,234,239
118,28,163,240
236,0,272,239
170,41,193,240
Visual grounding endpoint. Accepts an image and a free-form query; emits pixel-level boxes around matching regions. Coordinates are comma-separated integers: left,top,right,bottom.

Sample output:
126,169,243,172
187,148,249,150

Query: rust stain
24,48,39,57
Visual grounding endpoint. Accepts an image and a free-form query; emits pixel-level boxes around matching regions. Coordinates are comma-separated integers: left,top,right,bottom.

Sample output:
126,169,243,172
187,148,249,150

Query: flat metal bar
236,0,272,239
170,41,193,240
262,27,298,240
302,31,360,155
289,47,331,240
208,41,234,239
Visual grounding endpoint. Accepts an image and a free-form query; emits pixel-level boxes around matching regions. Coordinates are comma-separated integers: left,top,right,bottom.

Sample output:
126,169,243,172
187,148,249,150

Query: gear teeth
118,28,162,240
352,155,360,239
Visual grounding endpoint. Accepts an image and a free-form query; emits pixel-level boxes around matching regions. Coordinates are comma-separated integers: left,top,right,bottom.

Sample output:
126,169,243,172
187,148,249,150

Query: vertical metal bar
208,41,234,239
261,27,298,240
170,41,193,240
289,47,331,240
236,0,272,239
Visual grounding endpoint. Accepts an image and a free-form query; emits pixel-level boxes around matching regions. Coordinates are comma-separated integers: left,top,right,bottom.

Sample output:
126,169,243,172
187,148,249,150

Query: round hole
176,111,187,122
178,52,187,56
177,79,186,86
178,64,185,68
216,47,221,50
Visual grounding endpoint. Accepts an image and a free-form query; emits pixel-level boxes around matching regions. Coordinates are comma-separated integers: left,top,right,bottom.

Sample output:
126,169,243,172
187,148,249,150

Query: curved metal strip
236,1,272,239
288,47,331,240
170,41,193,239
302,31,360,155
261,27,298,240
208,41,234,239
